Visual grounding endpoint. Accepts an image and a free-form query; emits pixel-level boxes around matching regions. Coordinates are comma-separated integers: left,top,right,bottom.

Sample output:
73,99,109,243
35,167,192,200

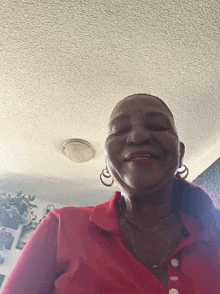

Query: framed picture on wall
0,228,14,250
0,214,20,230
0,274,5,287
16,225,36,250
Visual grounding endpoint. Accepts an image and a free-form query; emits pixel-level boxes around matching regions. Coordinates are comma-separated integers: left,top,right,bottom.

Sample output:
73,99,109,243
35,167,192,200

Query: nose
126,127,152,145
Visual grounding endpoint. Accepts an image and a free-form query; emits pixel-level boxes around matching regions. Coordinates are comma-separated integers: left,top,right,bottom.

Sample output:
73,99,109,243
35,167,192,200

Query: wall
0,190,64,289
193,157,220,209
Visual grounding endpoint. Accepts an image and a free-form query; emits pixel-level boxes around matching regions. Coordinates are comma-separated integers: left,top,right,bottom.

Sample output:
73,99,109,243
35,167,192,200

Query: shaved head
109,93,178,136
119,94,174,119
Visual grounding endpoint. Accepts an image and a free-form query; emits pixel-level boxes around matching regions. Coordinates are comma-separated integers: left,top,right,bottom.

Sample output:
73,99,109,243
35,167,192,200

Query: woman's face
105,95,185,193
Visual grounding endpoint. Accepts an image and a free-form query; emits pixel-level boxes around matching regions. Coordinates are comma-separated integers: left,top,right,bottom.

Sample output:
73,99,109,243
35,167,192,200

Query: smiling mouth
127,157,159,166
126,155,159,161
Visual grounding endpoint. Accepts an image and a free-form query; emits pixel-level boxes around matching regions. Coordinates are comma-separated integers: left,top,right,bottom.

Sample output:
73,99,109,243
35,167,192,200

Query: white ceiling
0,0,220,207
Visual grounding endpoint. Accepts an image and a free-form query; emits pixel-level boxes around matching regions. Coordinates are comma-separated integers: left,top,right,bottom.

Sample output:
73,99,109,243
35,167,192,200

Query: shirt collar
90,191,122,236
90,189,218,244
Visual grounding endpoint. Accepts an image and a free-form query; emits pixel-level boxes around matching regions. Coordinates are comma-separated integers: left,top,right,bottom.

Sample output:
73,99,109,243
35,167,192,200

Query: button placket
169,289,179,294
170,276,179,281
168,257,180,293
171,258,179,267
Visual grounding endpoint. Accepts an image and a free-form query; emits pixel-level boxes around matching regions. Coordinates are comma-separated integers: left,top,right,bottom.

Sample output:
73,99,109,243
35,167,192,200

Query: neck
119,179,175,227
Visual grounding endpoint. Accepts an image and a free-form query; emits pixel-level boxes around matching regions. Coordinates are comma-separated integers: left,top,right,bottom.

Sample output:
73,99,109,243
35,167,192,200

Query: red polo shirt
1,191,220,294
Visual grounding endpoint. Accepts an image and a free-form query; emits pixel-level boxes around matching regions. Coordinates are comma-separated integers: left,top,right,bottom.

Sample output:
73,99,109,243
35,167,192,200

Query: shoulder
52,205,95,214
49,205,95,225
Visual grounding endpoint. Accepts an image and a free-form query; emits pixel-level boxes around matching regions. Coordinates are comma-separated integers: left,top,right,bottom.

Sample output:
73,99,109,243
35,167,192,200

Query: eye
112,128,130,135
149,125,168,131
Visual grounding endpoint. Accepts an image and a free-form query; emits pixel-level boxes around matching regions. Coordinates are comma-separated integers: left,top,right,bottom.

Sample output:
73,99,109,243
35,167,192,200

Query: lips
125,151,160,161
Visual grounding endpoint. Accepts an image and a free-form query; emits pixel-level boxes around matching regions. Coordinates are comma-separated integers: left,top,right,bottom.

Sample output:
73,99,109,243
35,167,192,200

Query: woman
1,94,220,294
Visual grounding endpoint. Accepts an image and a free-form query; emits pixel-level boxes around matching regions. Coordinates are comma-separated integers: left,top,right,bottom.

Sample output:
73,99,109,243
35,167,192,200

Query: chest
119,217,183,289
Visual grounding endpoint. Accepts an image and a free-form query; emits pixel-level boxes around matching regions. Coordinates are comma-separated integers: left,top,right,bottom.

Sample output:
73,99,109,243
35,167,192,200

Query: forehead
109,96,173,124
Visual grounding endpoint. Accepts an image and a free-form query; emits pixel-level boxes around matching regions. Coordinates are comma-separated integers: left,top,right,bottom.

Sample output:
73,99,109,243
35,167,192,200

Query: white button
171,258,179,267
170,276,179,281
169,289,179,294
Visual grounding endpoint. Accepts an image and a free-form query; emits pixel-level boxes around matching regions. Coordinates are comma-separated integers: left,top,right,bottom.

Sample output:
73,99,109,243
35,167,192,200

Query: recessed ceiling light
63,139,96,163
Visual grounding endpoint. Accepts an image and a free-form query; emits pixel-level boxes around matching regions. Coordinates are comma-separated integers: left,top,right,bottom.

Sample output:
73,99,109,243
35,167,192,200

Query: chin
125,174,173,191
124,179,161,192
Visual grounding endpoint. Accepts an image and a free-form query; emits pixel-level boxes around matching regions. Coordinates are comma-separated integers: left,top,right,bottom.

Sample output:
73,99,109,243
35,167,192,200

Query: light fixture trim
63,138,96,163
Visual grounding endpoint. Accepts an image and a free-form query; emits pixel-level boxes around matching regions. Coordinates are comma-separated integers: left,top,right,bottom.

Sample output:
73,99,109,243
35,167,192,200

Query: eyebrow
109,111,172,128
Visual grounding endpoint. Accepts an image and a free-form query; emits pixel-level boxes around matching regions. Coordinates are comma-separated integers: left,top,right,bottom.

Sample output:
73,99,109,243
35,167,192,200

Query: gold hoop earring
174,164,189,180
100,167,114,187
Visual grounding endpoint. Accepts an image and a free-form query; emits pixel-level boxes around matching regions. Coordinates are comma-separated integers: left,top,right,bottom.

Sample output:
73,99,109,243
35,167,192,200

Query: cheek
105,139,123,176
162,135,179,153
105,138,121,159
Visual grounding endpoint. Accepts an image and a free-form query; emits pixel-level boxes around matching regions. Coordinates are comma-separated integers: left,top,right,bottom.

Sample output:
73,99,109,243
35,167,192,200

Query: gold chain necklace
119,199,172,269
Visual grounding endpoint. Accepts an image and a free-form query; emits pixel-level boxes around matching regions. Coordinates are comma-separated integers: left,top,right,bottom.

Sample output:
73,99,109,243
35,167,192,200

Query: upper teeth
130,156,152,160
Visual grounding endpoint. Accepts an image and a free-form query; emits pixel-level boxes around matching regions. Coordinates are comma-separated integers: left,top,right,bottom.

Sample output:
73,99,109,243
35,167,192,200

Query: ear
179,142,185,167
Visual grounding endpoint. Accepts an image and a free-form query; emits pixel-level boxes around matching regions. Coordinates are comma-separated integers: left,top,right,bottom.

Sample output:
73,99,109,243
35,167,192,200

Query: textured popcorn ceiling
0,0,220,206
